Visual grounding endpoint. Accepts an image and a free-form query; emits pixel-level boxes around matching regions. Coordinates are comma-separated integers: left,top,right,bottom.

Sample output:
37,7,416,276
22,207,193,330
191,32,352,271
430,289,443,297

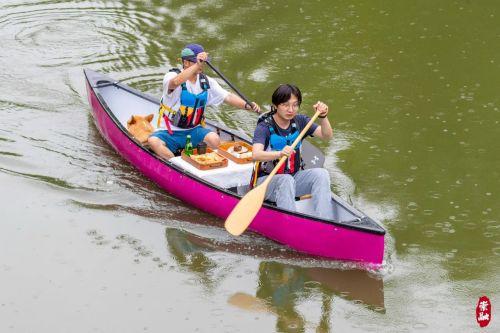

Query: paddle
205,60,253,108
225,109,322,236
228,292,272,312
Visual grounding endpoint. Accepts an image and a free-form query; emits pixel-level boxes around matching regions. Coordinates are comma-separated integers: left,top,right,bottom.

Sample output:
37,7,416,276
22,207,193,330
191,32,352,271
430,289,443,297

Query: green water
0,0,498,332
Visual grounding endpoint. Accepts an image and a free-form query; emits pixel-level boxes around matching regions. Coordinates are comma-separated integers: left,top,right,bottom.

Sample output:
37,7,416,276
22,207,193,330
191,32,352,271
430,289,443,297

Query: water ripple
0,2,166,70
0,166,95,191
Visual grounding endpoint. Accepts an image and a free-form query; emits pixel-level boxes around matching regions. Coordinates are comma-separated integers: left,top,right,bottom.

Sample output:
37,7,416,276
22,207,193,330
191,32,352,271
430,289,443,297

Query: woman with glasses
251,84,334,219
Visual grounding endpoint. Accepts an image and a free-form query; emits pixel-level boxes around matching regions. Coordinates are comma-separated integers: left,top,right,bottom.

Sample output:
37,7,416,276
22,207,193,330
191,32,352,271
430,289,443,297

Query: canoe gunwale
84,69,386,236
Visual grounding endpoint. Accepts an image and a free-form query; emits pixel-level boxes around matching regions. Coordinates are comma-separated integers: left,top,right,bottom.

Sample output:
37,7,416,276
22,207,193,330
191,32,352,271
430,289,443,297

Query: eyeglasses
278,102,300,110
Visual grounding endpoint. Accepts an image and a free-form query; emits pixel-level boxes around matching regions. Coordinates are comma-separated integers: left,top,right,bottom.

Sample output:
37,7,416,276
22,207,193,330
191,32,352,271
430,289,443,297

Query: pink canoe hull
85,75,385,265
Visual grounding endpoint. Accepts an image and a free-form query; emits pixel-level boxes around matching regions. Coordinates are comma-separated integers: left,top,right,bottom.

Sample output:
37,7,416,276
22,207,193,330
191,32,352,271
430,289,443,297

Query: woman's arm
252,143,293,161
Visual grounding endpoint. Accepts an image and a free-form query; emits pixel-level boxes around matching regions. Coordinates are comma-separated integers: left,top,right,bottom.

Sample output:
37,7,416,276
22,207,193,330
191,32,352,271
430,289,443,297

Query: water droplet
87,230,98,236
423,230,436,238
407,202,418,210
413,322,428,329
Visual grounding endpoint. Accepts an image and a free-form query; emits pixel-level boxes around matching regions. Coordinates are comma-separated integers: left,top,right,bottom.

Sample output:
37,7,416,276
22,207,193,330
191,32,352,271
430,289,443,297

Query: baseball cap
180,43,209,62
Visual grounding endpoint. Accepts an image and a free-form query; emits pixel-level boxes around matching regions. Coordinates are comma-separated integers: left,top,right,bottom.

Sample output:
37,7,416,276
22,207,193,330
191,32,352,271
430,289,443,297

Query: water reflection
249,263,383,332
166,228,218,291
165,228,384,332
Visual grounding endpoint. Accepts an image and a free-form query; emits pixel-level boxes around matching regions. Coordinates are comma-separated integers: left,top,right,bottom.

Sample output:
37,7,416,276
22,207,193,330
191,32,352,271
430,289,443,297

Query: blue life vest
268,123,301,151
258,113,303,176
159,69,210,129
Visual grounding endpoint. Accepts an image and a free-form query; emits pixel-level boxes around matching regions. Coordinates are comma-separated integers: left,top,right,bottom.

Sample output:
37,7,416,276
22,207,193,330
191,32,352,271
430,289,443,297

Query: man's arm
167,52,208,92
224,93,261,114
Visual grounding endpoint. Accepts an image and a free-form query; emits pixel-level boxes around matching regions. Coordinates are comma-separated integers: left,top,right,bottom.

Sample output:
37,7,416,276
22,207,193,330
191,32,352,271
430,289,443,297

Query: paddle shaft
205,60,252,106
262,109,322,186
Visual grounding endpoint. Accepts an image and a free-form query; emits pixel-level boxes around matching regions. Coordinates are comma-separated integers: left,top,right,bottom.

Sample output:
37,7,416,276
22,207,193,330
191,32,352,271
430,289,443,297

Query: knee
148,136,168,152
312,168,329,178
312,168,330,183
204,133,220,148
147,136,157,146
148,136,161,148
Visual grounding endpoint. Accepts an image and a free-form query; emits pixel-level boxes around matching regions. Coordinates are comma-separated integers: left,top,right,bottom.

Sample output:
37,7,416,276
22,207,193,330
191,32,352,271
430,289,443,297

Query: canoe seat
265,194,312,204
262,195,316,216
229,185,311,202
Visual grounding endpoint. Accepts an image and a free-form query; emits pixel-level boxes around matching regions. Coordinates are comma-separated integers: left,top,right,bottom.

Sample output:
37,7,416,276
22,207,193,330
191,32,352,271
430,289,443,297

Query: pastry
191,152,224,165
227,145,248,154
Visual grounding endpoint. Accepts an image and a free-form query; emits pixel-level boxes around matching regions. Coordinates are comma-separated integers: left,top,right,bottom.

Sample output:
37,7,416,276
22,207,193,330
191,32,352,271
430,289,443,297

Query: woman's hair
271,84,302,112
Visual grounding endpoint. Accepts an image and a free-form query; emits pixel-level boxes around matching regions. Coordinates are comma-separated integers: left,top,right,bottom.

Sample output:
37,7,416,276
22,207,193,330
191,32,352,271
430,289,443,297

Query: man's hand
313,101,329,118
246,101,261,114
196,52,208,64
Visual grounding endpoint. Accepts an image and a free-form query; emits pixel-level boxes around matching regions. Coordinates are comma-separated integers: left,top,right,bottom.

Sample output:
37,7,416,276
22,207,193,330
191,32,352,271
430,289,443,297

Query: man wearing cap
148,43,261,160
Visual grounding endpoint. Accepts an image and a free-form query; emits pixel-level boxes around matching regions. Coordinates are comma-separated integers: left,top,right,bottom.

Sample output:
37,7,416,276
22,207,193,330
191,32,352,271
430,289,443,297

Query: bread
191,152,224,165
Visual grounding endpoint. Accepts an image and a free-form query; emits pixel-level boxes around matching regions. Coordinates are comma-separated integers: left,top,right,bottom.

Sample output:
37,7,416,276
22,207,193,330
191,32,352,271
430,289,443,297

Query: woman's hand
314,101,329,118
312,100,333,139
279,145,294,158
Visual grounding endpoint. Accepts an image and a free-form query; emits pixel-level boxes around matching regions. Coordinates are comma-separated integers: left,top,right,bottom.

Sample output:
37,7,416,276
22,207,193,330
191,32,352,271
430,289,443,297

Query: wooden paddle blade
224,184,267,236
227,292,272,313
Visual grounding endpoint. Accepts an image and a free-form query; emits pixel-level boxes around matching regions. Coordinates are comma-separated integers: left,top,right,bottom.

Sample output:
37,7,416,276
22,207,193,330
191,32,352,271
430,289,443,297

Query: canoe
84,69,386,265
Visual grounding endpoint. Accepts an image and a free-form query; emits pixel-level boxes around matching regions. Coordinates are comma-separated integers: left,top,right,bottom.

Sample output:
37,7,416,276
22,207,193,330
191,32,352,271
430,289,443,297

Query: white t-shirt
159,71,230,131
